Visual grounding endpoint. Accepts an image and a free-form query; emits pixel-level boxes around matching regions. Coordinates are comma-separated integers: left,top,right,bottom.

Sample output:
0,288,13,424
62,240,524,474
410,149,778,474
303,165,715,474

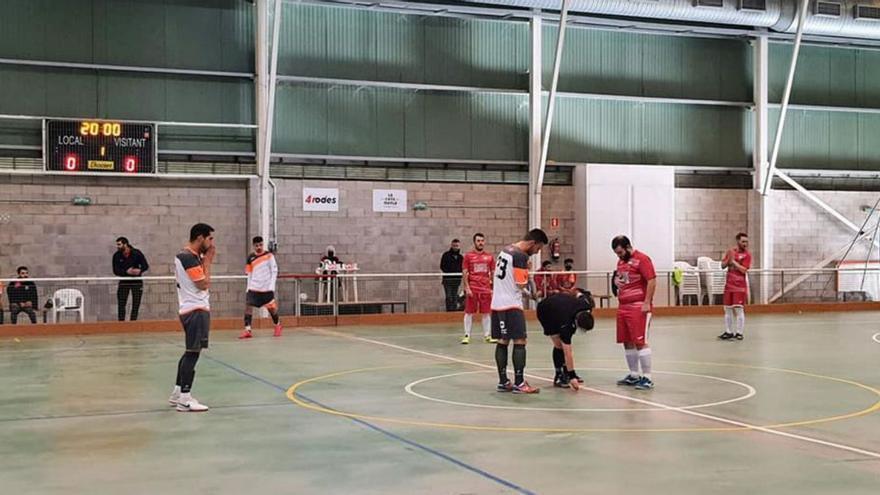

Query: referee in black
536,289,595,391
113,236,149,321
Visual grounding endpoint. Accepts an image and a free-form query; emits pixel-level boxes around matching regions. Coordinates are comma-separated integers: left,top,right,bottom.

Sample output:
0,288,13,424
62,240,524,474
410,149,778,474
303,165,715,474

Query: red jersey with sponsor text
614,250,656,305
725,249,751,293
463,250,495,295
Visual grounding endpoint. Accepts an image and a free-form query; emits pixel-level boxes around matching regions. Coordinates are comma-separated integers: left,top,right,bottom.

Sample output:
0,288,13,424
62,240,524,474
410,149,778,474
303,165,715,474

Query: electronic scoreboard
44,119,157,174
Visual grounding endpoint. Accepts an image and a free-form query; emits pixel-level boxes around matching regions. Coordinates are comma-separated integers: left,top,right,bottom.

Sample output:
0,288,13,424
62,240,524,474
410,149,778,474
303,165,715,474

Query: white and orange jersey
174,248,209,314
491,244,530,311
246,251,278,292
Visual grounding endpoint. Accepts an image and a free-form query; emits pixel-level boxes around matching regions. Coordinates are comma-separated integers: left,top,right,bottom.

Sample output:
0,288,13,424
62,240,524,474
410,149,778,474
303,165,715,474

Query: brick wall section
0,175,249,320
273,180,575,312
675,189,749,265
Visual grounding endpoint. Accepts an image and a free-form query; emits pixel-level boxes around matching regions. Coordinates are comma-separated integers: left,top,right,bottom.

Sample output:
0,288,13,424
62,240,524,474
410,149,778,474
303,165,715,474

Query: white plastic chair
674,261,702,306
697,257,727,305
52,289,85,323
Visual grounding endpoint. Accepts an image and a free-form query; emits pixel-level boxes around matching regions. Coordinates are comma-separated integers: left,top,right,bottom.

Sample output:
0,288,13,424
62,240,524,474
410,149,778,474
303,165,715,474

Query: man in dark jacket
440,239,463,311
113,237,150,321
8,266,38,324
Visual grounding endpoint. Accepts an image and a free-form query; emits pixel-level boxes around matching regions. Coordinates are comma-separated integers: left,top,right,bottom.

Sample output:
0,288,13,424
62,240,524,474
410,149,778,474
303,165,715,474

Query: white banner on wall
303,187,339,212
372,189,407,213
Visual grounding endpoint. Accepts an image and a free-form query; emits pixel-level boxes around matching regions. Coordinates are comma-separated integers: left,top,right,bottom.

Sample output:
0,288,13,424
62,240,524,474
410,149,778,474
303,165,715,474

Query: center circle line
404,368,756,412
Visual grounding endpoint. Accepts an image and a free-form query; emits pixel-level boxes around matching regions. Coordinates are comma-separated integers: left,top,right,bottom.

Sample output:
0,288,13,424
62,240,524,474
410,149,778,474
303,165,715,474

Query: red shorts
616,302,651,345
723,291,747,306
465,292,492,314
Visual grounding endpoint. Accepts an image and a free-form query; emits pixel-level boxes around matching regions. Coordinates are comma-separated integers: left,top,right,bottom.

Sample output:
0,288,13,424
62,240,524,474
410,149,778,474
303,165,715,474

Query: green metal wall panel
548,99,750,167
543,28,751,102
0,0,253,72
769,43,880,108
770,109,880,170
272,84,526,160
278,5,528,88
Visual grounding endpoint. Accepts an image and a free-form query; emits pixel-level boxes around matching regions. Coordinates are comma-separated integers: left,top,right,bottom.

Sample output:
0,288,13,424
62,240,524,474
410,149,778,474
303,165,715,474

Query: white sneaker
176,395,209,412
168,392,180,407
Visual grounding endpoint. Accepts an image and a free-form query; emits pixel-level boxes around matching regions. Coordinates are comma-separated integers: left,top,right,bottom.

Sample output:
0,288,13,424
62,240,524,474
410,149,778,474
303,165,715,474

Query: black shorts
491,309,527,341
246,290,276,308
181,310,210,351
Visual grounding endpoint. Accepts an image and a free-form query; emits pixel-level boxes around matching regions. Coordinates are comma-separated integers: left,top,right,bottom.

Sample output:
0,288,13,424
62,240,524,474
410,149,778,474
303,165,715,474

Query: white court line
404,368,756,412
873,332,880,344
308,327,880,460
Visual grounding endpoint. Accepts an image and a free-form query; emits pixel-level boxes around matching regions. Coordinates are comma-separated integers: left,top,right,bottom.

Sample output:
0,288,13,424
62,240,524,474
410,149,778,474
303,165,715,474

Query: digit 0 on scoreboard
44,119,156,174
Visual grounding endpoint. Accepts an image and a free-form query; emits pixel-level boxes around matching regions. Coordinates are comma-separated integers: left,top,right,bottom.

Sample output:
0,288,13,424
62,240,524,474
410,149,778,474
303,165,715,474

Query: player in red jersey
611,235,657,390
461,233,497,344
719,233,752,341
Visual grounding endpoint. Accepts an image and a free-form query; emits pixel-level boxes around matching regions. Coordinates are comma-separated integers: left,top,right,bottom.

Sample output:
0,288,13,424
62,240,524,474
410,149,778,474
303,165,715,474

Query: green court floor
1,312,879,494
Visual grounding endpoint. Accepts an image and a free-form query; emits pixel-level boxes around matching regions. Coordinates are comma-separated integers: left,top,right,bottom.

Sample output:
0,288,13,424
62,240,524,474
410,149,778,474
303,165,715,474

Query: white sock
482,314,491,337
245,326,252,331
463,314,473,337
638,348,652,379
179,392,192,402
172,385,181,395
734,307,745,335
723,307,734,333
625,348,639,376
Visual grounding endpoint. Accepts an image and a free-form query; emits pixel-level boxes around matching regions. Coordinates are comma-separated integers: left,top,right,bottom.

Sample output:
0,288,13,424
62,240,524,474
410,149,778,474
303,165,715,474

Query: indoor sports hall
1,1,880,494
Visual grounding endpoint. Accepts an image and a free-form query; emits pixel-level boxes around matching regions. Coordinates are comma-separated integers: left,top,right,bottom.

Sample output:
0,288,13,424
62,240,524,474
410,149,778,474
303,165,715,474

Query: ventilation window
738,0,767,11
814,1,842,17
694,0,724,7
855,5,880,20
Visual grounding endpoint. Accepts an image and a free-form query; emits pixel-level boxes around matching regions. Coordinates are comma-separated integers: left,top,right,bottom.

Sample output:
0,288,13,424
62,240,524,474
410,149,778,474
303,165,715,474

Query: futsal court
2,312,879,494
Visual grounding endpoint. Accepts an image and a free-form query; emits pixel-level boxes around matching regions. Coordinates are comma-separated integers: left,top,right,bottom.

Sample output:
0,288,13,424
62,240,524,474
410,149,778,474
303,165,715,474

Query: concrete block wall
675,188,749,265
0,175,249,320
272,180,575,312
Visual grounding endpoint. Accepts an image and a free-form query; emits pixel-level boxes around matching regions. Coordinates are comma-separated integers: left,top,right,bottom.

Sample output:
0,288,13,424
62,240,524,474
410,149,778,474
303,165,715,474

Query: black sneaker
554,376,570,388
734,333,744,341
496,381,513,392
717,332,734,340
616,375,640,386
634,376,654,390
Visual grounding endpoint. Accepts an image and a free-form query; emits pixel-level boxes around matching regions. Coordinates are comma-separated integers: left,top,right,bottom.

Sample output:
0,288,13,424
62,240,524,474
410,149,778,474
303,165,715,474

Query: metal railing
1,267,878,324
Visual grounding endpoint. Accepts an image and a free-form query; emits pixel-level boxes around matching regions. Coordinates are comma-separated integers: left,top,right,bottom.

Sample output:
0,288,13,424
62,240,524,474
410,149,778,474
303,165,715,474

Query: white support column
255,0,270,241
535,0,571,194
751,35,772,303
528,14,542,233
261,0,283,244
762,0,810,196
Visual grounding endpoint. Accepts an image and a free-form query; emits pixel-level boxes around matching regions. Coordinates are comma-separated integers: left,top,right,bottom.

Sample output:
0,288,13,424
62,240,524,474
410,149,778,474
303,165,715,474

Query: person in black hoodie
113,237,150,321
440,239,463,311
8,266,38,324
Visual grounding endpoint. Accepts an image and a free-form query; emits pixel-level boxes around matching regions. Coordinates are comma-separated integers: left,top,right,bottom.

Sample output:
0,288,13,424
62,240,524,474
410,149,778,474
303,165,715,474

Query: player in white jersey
239,236,282,339
169,223,215,412
490,228,548,394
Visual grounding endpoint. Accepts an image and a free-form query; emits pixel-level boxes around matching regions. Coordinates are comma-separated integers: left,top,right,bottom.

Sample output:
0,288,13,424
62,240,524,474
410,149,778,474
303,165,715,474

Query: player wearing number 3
490,229,549,394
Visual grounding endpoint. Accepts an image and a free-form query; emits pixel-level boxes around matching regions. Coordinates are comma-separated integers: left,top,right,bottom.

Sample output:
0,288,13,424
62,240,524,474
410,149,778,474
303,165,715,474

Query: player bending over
536,289,595,391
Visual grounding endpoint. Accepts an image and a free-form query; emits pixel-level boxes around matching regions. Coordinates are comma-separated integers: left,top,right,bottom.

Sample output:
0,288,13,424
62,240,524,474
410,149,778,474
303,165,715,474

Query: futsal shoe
717,332,734,340
176,395,209,412
496,381,514,392
735,333,744,341
168,389,180,406
634,377,655,390
616,374,640,386
553,375,570,388
460,335,470,345
484,336,498,344
512,381,540,394
238,329,253,339
273,324,283,337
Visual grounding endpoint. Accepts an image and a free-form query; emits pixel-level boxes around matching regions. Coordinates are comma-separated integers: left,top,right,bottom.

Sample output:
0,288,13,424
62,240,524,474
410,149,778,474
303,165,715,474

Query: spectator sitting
534,260,558,300
8,266,38,325
555,258,578,293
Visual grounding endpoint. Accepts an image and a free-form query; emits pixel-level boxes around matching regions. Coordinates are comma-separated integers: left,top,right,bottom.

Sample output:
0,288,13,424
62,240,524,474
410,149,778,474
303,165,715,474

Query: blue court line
205,354,538,495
